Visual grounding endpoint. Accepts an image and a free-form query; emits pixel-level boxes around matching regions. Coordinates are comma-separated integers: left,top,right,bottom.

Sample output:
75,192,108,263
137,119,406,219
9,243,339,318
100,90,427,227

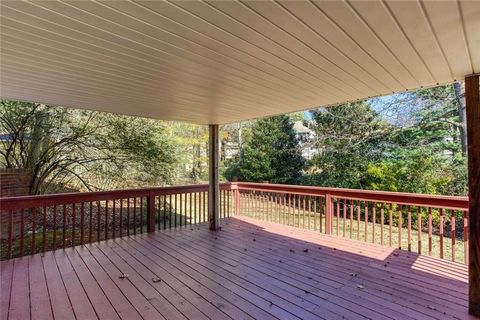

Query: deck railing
235,182,469,264
0,183,235,260
1,182,468,263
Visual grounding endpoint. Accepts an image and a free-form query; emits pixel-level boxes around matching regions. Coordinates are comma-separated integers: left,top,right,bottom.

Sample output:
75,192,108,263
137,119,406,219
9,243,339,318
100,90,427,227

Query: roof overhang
1,0,479,124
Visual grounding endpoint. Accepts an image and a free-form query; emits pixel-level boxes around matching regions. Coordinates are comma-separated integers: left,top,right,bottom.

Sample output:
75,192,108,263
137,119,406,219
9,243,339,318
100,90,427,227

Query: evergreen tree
225,115,304,184
306,102,391,189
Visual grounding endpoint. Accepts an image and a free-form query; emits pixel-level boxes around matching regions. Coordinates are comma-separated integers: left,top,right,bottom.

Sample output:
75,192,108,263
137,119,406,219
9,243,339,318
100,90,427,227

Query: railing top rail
0,181,468,211
0,183,233,210
233,182,469,211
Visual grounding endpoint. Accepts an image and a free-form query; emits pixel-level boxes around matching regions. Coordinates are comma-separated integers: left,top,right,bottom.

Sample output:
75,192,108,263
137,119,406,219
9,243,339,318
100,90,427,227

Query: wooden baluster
62,204,66,249
140,197,144,233
160,194,164,228
440,208,444,259
418,207,422,254
319,197,324,233
72,204,76,246
398,205,402,250
185,192,188,225
180,193,184,226
364,202,368,242
428,207,433,256
288,194,291,226
89,202,93,243
127,197,131,234
32,208,37,254
293,194,296,226
20,209,25,256
336,199,340,235
357,201,361,240
269,192,272,222
203,191,207,223
189,193,193,224
297,195,302,228
224,190,227,219
274,193,277,223
52,205,57,251
278,193,282,223
407,205,412,251
133,198,137,234
174,194,178,228
194,192,198,225
372,203,376,244
303,196,306,229
157,196,162,230
350,200,353,239
169,194,173,228
380,203,384,246
389,203,393,247
452,210,456,262
80,203,85,244
103,201,108,240
119,199,123,237
7,209,13,259
343,199,346,237
42,206,47,252
464,210,469,264
112,200,117,238
98,200,102,240
308,197,311,230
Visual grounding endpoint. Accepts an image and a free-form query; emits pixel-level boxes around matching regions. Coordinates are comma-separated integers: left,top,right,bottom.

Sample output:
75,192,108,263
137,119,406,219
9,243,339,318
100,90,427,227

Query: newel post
466,74,480,316
325,193,333,234
147,191,155,233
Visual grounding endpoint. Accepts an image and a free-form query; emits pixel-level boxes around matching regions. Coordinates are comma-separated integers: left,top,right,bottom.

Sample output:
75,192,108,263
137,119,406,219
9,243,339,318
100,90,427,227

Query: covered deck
2,215,471,320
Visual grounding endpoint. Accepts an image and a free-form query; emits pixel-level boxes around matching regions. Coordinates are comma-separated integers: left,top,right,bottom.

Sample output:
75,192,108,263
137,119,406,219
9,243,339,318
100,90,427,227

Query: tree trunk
453,82,468,155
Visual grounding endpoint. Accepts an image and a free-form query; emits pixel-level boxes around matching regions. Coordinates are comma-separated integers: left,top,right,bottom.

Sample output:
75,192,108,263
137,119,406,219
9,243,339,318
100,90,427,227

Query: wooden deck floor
1,216,475,320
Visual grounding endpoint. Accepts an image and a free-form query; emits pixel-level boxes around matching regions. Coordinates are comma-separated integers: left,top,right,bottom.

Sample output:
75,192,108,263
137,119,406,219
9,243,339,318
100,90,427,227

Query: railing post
147,191,155,233
325,193,333,234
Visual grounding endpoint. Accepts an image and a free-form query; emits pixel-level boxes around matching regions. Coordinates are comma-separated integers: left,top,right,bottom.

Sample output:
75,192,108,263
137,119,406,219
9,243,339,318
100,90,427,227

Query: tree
364,84,468,195
306,102,391,189
0,100,178,194
225,115,304,184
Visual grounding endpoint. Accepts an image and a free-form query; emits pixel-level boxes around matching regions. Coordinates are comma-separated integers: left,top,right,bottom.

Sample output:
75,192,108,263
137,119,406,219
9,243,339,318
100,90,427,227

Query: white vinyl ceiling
1,0,479,124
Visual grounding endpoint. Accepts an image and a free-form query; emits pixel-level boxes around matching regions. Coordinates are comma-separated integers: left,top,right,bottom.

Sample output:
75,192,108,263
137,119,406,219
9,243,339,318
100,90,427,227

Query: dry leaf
357,284,365,289
152,277,161,283
119,273,129,279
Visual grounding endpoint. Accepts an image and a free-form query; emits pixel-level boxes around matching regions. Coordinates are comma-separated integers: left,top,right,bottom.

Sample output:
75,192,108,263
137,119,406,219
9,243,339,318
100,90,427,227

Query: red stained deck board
2,216,475,320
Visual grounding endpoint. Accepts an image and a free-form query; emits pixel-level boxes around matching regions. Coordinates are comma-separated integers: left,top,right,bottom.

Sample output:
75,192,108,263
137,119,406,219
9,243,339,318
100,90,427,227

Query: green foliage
306,102,391,188
225,115,304,184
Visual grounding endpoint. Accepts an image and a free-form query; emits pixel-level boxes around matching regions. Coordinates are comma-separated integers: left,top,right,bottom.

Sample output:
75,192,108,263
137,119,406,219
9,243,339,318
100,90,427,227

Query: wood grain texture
1,216,474,320
466,74,480,316
208,124,220,231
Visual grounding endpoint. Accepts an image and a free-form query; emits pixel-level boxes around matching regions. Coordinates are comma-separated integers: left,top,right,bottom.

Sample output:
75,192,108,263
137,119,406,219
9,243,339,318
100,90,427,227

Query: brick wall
0,168,31,197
